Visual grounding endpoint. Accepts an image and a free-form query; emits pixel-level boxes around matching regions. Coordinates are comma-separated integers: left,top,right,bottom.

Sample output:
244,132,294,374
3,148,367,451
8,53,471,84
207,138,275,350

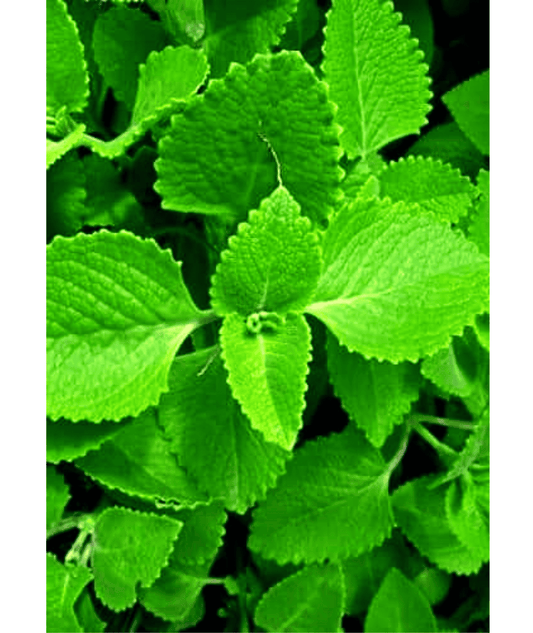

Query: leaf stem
385,423,411,476
412,421,457,459
46,514,90,540
411,413,476,431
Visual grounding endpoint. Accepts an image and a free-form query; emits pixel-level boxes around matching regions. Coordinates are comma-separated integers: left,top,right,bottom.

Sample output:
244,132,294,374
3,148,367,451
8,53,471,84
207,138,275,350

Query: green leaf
221,312,312,450
47,0,89,115
46,465,71,532
306,197,489,362
473,312,489,352
378,156,476,223
171,502,227,565
46,152,86,241
159,348,290,514
46,124,86,169
47,230,210,422
254,563,344,632
46,554,93,633
468,169,489,257
323,0,432,159
76,408,208,506
394,0,435,66
204,0,299,78
413,566,451,606
210,187,322,316
249,425,394,564
279,0,321,51
91,507,183,611
74,589,106,633
327,331,420,447
155,51,343,225
364,568,437,632
443,70,489,155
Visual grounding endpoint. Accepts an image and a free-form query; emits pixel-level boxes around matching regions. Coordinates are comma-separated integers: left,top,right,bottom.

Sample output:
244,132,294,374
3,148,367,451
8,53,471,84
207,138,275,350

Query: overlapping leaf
46,124,86,169
46,153,86,241
468,169,489,257
46,465,71,532
171,502,227,565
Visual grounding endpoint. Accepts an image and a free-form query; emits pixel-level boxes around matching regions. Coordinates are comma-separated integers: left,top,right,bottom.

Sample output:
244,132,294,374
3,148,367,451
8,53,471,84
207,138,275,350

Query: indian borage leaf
210,186,322,316
323,0,432,159
171,502,227,566
159,348,290,514
249,424,394,564
47,554,93,633
306,197,490,362
47,230,211,422
155,51,344,225
46,465,71,532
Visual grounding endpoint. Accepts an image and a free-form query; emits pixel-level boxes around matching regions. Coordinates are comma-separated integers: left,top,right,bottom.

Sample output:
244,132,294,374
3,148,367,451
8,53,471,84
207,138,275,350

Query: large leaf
46,554,92,633
47,230,211,422
323,0,432,159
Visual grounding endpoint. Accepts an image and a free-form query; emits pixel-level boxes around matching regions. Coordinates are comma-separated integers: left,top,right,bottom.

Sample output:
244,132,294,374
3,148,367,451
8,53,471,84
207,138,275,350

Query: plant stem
412,421,458,460
411,413,476,431
385,424,411,476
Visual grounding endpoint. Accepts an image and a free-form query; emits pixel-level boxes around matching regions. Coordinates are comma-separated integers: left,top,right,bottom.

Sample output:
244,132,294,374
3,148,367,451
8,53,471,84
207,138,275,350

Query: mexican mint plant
47,0,489,631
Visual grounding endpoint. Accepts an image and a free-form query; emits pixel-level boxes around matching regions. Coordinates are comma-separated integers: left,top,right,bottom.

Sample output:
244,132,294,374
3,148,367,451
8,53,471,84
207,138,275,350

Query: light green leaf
47,554,93,633
91,507,183,611
249,425,394,564
221,312,311,450
378,156,476,223
155,51,343,225
46,152,86,241
46,124,86,169
323,0,432,159
468,169,489,257
394,0,435,66
159,348,290,514
364,568,437,632
473,312,489,352
76,408,208,506
306,197,489,363
47,230,211,422
47,0,89,115
255,563,344,633
46,465,71,532
171,502,227,565
204,0,299,78
327,331,419,447
342,154,386,200
210,187,322,316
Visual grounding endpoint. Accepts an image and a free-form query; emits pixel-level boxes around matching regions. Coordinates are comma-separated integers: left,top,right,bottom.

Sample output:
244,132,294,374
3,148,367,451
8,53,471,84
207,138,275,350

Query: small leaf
46,465,71,532
171,502,227,566
47,554,92,633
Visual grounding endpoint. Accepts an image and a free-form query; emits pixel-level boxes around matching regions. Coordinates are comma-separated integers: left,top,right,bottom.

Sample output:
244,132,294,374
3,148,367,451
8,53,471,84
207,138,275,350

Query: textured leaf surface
255,563,344,632
171,502,227,565
159,348,290,514
210,187,322,316
46,554,92,633
92,507,183,611
47,0,89,114
364,568,437,632
249,425,394,564
155,51,343,225
47,230,207,422
378,156,476,223
323,0,432,158
221,312,312,450
306,197,490,362
443,70,489,155
327,331,420,447
46,124,86,169
46,465,71,532
468,169,489,257
76,409,208,505
394,0,435,65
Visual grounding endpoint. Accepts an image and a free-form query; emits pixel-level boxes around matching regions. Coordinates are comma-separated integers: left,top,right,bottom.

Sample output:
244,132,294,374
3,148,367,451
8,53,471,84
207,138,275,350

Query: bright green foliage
211,187,322,316
47,230,209,422
279,0,321,51
307,197,489,362
342,154,386,199
74,590,106,633
474,312,490,352
159,0,206,43
46,124,86,169
155,51,343,225
394,0,435,66
327,332,420,447
171,502,227,565
254,563,345,632
364,568,437,632
468,169,489,257
204,0,299,78
378,156,477,223
47,0,89,115
47,554,93,633
46,466,70,532
91,507,183,611
76,408,208,506
323,0,432,159
221,312,312,450
443,70,489,155
159,348,290,514
46,153,86,240
249,425,394,564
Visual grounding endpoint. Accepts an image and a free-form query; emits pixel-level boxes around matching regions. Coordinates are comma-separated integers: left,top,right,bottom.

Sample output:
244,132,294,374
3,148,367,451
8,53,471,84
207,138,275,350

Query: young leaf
249,425,394,564
468,169,489,257
323,0,432,159
46,465,71,532
306,197,489,363
171,502,227,566
364,568,437,632
91,507,183,611
254,563,345,633
47,230,210,422
221,312,312,450
327,331,420,447
155,51,343,225
210,186,322,316
443,70,489,155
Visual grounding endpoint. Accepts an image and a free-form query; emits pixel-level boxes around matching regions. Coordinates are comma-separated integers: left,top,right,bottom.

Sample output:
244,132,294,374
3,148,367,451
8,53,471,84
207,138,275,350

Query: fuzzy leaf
468,169,489,257
306,197,489,362
155,51,343,225
46,466,71,532
323,0,432,159
394,0,435,65
221,312,312,450
46,554,92,633
47,230,208,422
249,425,394,564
